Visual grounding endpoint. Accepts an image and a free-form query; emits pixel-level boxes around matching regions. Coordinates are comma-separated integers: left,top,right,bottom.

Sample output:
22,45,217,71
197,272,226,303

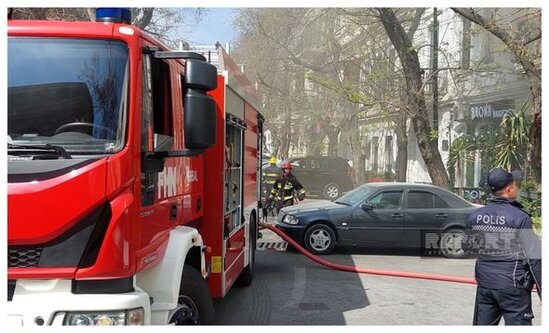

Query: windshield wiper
334,201,351,206
8,143,72,159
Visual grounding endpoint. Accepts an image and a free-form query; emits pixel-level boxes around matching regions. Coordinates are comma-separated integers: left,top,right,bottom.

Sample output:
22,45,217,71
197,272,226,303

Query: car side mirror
361,203,374,211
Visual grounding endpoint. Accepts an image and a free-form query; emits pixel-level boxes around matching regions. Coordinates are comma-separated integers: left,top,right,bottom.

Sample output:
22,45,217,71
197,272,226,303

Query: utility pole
431,7,439,130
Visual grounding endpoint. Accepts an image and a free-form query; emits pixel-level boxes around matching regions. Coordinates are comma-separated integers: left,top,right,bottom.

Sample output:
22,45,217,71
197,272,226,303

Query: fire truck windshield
8,38,129,155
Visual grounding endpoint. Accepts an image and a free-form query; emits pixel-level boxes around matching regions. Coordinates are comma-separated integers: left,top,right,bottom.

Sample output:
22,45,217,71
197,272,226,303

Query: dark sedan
275,183,481,258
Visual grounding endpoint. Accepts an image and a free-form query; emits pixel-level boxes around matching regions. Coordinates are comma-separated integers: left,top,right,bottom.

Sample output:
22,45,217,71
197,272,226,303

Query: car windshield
8,38,129,155
334,185,375,206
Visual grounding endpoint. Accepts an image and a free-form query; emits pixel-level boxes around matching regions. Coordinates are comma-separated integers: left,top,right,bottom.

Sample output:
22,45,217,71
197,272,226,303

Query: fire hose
260,222,478,285
261,222,539,294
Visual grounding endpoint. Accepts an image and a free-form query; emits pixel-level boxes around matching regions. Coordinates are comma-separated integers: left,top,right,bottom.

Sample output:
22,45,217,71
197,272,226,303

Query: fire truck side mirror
184,59,217,91
183,59,217,150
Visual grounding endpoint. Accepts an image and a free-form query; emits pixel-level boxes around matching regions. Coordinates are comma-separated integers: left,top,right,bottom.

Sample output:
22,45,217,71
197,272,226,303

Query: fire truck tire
237,214,257,286
176,265,214,325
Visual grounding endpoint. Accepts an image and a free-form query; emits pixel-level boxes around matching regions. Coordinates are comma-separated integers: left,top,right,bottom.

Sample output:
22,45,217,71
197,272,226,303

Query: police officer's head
487,167,522,199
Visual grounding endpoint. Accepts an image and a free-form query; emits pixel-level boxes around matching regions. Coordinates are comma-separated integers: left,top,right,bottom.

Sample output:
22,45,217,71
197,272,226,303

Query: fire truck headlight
64,308,144,325
282,214,300,225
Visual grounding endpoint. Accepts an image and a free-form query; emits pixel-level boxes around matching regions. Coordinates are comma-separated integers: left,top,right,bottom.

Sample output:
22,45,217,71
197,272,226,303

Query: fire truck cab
7,8,263,326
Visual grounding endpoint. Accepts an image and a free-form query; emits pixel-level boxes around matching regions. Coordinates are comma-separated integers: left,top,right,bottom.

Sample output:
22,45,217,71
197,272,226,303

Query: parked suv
281,156,355,199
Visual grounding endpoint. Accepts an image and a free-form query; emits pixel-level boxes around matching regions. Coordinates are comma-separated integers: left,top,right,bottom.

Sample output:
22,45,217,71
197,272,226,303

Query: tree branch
451,8,539,79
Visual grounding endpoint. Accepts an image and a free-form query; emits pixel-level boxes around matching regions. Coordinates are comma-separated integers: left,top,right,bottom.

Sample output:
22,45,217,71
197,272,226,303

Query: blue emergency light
95,8,132,24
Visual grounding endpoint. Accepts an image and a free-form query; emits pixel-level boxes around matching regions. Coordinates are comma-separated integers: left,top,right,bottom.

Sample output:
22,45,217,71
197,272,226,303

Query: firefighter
262,157,283,221
270,161,306,211
467,167,541,325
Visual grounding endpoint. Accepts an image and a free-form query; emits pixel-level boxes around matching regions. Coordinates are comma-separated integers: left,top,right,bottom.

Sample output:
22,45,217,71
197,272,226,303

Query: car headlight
64,308,144,325
282,214,300,225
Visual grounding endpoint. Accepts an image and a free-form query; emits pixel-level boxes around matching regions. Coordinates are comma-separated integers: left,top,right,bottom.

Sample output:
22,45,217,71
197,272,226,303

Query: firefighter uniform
271,173,305,210
262,159,282,219
468,168,541,325
263,164,283,199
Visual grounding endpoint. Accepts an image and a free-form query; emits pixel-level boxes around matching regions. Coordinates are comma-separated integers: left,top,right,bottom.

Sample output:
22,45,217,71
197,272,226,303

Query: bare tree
451,8,541,182
378,8,449,188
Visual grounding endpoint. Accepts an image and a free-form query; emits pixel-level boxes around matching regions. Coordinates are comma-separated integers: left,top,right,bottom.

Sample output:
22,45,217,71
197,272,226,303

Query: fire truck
7,8,264,326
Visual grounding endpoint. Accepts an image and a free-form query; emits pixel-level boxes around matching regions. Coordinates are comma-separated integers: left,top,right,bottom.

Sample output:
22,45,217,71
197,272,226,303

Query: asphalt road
211,199,542,325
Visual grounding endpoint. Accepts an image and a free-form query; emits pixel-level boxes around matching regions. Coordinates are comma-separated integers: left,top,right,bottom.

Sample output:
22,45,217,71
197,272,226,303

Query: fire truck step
257,242,288,251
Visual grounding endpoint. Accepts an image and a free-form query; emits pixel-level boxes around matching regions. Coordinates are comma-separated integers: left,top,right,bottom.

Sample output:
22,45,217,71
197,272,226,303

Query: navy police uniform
468,169,541,325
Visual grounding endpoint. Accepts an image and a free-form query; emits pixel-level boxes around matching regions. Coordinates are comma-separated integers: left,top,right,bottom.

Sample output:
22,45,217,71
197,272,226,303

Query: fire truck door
139,53,178,246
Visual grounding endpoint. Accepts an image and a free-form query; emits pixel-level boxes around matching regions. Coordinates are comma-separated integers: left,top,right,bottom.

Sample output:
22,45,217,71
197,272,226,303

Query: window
151,59,173,137
434,195,450,208
307,159,321,169
141,56,173,152
442,139,449,152
8,38,129,154
407,191,449,209
368,191,403,209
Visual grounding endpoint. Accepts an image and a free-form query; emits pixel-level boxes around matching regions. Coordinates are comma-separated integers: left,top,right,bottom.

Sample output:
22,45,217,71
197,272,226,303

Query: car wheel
303,224,337,255
440,228,467,259
323,183,341,200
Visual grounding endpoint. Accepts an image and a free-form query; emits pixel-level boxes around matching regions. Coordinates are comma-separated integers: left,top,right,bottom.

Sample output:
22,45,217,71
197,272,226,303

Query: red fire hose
260,223,477,285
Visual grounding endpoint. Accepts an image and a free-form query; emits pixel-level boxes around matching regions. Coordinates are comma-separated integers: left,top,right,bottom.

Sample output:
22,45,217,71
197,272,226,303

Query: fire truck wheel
174,265,214,325
237,214,256,286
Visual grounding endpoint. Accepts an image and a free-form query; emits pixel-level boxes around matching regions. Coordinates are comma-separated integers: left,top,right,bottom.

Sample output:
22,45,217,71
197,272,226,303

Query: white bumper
7,279,151,326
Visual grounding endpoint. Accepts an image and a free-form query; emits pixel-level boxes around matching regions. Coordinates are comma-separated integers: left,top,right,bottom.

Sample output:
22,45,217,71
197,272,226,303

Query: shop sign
470,101,514,120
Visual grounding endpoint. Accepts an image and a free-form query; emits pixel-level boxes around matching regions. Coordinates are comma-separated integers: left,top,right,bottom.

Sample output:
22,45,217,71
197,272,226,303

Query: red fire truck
7,8,264,326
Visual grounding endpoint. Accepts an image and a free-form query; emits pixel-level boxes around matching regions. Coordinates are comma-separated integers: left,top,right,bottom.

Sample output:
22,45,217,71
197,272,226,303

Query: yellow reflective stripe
284,184,293,190
264,173,279,177
299,189,306,194
283,195,294,200
265,180,276,184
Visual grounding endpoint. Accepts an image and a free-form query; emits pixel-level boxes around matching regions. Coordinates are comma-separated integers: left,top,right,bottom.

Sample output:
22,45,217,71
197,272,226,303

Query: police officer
468,167,541,325
270,161,306,211
262,157,283,221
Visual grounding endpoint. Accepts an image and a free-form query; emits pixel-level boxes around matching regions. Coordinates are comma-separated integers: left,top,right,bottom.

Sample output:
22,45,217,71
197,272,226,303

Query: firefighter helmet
269,156,277,164
282,161,292,170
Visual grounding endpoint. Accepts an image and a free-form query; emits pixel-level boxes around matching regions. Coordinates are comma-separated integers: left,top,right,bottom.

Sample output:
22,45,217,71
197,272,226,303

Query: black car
275,183,481,258
280,156,355,199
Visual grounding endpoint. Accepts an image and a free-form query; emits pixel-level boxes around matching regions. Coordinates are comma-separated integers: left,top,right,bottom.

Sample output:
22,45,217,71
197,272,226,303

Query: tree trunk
379,8,449,188
394,112,408,182
528,77,541,182
326,127,341,156
348,116,366,184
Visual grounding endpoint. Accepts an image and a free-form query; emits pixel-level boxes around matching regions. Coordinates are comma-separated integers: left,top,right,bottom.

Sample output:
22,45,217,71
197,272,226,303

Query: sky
181,8,238,48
